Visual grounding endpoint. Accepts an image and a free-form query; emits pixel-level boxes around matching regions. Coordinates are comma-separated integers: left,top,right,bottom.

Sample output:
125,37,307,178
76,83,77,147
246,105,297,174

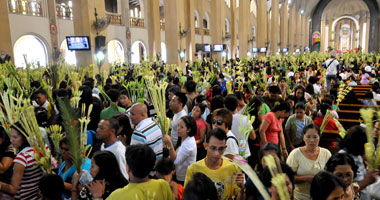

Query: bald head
130,103,148,125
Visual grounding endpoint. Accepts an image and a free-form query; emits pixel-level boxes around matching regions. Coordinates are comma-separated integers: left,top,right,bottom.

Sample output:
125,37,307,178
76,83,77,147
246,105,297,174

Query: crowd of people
0,51,379,200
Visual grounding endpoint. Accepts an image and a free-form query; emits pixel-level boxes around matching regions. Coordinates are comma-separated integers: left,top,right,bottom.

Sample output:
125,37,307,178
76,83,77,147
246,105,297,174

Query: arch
107,39,125,64
225,18,230,33
161,42,167,63
14,34,48,68
311,0,379,52
131,40,146,64
60,39,76,65
194,9,200,28
203,12,210,29
332,15,360,48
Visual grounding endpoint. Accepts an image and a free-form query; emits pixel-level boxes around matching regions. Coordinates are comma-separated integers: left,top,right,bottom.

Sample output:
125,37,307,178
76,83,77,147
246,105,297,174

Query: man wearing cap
263,85,283,110
324,52,340,92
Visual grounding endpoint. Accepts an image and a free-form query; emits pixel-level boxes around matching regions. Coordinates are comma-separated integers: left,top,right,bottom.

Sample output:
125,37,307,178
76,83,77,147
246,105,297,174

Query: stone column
185,0,195,61
121,0,131,63
164,0,185,68
305,17,310,48
288,4,296,52
230,0,237,58
280,0,288,51
72,0,108,71
0,1,13,63
321,20,326,52
256,0,267,55
270,0,279,55
359,18,364,50
328,20,333,50
210,0,223,63
46,0,59,64
146,0,161,60
238,0,249,58
294,12,301,51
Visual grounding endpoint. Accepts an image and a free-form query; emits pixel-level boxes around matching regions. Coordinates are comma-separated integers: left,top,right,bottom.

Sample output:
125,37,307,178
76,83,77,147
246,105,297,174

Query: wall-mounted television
204,44,211,52
295,49,300,53
213,44,224,52
260,47,267,53
282,48,288,53
252,48,258,53
304,46,310,51
66,36,91,51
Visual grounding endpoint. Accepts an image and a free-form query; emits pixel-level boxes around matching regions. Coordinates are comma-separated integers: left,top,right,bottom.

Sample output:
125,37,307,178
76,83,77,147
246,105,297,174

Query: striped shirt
13,147,43,200
131,118,163,160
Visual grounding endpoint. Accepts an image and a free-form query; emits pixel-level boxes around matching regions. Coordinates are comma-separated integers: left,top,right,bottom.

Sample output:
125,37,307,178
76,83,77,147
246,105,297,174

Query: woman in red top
0,124,44,200
259,101,290,158
313,103,338,131
191,103,207,161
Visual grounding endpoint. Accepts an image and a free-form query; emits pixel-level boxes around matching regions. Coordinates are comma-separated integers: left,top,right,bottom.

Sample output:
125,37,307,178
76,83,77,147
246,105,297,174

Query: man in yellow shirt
106,145,174,200
184,128,245,200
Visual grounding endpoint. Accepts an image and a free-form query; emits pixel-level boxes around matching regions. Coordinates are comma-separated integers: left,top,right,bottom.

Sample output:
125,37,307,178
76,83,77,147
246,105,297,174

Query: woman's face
90,158,100,178
212,116,228,132
261,151,277,168
296,89,303,99
326,186,345,200
280,111,290,118
303,128,320,148
10,128,24,148
191,106,202,119
177,119,189,138
333,164,354,187
60,143,72,161
119,94,131,107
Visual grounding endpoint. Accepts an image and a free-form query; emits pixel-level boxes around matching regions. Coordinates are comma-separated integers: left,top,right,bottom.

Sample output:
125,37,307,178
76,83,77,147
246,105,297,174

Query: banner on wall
312,31,321,46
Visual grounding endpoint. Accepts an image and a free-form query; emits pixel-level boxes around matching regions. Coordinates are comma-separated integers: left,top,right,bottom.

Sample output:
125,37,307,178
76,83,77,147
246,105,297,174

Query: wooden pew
338,118,360,129
320,130,341,154
337,110,360,120
338,103,380,111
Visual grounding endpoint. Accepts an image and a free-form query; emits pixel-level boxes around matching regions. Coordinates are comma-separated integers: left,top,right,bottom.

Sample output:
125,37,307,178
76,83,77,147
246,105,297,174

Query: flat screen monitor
204,44,211,52
260,47,267,53
252,48,258,53
295,49,300,53
304,46,310,51
195,44,204,52
282,48,288,53
66,36,91,51
213,44,224,52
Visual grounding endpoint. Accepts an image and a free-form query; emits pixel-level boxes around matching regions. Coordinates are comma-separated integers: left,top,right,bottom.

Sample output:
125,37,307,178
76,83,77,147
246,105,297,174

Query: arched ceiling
321,0,369,20
290,0,378,17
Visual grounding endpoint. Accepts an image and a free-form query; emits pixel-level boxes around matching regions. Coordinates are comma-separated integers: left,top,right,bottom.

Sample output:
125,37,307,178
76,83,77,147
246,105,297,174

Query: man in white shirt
324,52,340,92
169,92,188,146
224,95,255,159
96,118,128,180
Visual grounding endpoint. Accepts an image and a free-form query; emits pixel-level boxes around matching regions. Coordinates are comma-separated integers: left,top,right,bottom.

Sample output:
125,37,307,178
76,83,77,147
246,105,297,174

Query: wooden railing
195,27,200,34
8,0,43,16
56,4,73,20
107,13,122,25
130,17,144,28
203,29,210,35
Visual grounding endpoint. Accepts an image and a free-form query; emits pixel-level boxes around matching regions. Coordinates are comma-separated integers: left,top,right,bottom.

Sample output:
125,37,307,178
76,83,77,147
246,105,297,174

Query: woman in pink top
259,101,290,158
191,103,207,161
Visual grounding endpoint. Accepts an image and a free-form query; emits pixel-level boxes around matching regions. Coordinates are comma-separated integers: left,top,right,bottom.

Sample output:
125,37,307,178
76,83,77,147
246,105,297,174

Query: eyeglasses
212,119,224,125
209,146,226,152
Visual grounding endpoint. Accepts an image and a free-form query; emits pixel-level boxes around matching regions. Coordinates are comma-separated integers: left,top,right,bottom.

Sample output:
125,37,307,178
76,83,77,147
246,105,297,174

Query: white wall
130,27,149,54
107,24,127,62
57,19,74,45
8,14,51,60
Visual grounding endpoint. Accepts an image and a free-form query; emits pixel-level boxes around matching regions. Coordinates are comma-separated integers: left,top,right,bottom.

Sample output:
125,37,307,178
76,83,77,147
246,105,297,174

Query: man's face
96,120,113,141
35,93,47,106
269,92,278,100
129,106,143,125
204,136,227,163
169,95,181,112
295,109,305,119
